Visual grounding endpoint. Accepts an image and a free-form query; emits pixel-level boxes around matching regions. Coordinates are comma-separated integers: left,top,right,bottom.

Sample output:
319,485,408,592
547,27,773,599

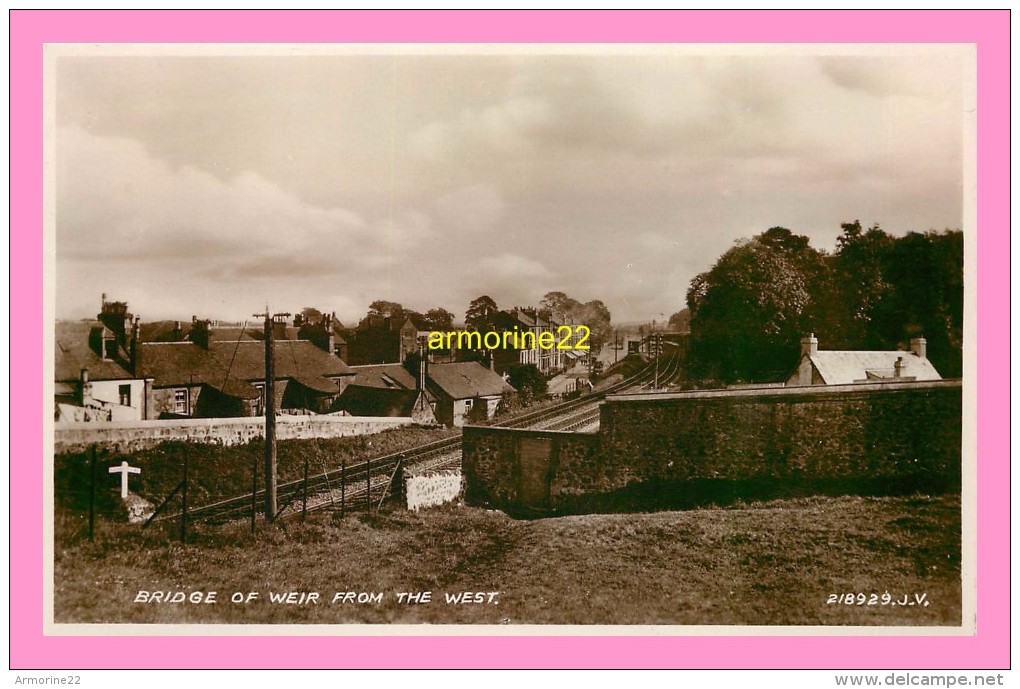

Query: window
118,384,131,407
174,389,189,415
464,399,473,409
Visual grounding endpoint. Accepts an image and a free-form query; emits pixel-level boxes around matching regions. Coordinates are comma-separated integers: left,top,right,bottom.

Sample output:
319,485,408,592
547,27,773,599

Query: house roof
427,361,514,400
208,340,350,379
55,321,138,382
807,351,942,385
335,385,423,417
140,321,303,343
139,340,350,398
349,363,418,389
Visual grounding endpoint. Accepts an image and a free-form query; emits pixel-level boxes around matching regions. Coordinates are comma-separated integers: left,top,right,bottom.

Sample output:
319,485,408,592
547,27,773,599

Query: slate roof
139,340,351,399
140,321,302,343
349,363,418,390
54,321,137,382
348,363,438,404
427,362,514,400
806,351,941,385
335,385,422,417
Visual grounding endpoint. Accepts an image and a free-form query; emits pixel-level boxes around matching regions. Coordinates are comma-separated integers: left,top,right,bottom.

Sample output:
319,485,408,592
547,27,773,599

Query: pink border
12,10,1008,670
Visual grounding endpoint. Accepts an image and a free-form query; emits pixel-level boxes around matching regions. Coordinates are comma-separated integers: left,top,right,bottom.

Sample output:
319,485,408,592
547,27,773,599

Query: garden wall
54,414,412,453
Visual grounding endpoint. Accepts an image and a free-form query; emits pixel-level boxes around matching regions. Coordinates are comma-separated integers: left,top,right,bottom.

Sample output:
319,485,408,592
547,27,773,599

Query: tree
578,299,612,351
504,364,548,402
494,389,523,417
684,223,963,384
828,220,896,349
300,307,324,325
422,307,454,331
367,300,405,320
869,230,963,377
667,308,691,333
539,291,613,351
687,227,828,383
540,291,581,319
402,350,425,377
465,295,499,331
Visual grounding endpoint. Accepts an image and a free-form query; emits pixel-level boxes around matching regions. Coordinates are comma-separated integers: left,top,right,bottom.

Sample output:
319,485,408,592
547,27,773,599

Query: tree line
684,223,963,384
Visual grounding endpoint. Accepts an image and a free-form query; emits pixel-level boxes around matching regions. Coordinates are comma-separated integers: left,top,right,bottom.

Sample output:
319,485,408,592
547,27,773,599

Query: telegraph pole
254,307,290,522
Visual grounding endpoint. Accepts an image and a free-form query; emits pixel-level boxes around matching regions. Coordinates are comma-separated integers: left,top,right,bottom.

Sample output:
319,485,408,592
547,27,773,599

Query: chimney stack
272,315,288,341
172,321,182,341
800,333,818,357
910,336,927,359
191,319,213,349
894,356,904,378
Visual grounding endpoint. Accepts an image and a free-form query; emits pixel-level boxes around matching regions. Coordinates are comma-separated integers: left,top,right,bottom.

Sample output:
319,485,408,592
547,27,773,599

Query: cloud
55,125,434,320
477,253,552,281
57,125,377,266
433,184,506,233
408,96,551,162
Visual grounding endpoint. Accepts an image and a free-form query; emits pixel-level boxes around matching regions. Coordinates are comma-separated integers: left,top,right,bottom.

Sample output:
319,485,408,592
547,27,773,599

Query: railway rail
159,352,681,526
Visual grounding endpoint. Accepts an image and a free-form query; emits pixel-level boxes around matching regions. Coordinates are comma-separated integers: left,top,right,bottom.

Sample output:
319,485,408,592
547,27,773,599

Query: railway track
160,353,680,525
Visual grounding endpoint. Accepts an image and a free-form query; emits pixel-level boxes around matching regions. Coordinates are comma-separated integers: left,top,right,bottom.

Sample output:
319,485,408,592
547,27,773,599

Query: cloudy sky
52,45,969,325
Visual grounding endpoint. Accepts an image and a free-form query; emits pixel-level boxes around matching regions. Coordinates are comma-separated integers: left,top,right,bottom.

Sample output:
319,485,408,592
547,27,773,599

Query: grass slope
54,494,960,626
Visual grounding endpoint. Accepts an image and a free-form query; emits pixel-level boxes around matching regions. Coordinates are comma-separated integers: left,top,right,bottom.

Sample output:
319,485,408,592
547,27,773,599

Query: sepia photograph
45,42,972,633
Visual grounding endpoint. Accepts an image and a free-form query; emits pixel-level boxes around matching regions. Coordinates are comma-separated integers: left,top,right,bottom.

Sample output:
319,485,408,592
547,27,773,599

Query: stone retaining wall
463,380,962,514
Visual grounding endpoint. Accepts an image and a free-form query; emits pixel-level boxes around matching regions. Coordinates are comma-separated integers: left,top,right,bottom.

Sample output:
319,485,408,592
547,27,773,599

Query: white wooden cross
109,461,141,498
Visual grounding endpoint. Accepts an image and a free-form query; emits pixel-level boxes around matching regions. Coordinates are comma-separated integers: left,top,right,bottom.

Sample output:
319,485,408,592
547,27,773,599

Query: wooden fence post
180,454,189,543
88,445,97,543
301,455,309,522
340,459,346,517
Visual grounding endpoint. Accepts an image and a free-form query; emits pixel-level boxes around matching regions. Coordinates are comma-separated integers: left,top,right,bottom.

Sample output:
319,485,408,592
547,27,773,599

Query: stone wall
463,380,962,515
462,426,600,515
404,469,462,511
54,414,412,453
600,380,962,485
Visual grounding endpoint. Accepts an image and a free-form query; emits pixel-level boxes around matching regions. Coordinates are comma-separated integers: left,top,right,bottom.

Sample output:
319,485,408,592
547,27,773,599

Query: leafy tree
367,300,405,320
465,295,499,331
539,291,613,351
422,307,455,331
494,389,523,417
869,230,963,377
300,307,324,324
465,397,491,424
402,350,425,377
540,291,581,318
827,221,896,349
504,364,548,402
684,223,963,384
687,227,827,383
667,308,691,332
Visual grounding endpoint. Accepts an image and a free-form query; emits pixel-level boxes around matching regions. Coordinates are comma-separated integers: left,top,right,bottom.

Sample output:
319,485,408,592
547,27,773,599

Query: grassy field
53,493,961,626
